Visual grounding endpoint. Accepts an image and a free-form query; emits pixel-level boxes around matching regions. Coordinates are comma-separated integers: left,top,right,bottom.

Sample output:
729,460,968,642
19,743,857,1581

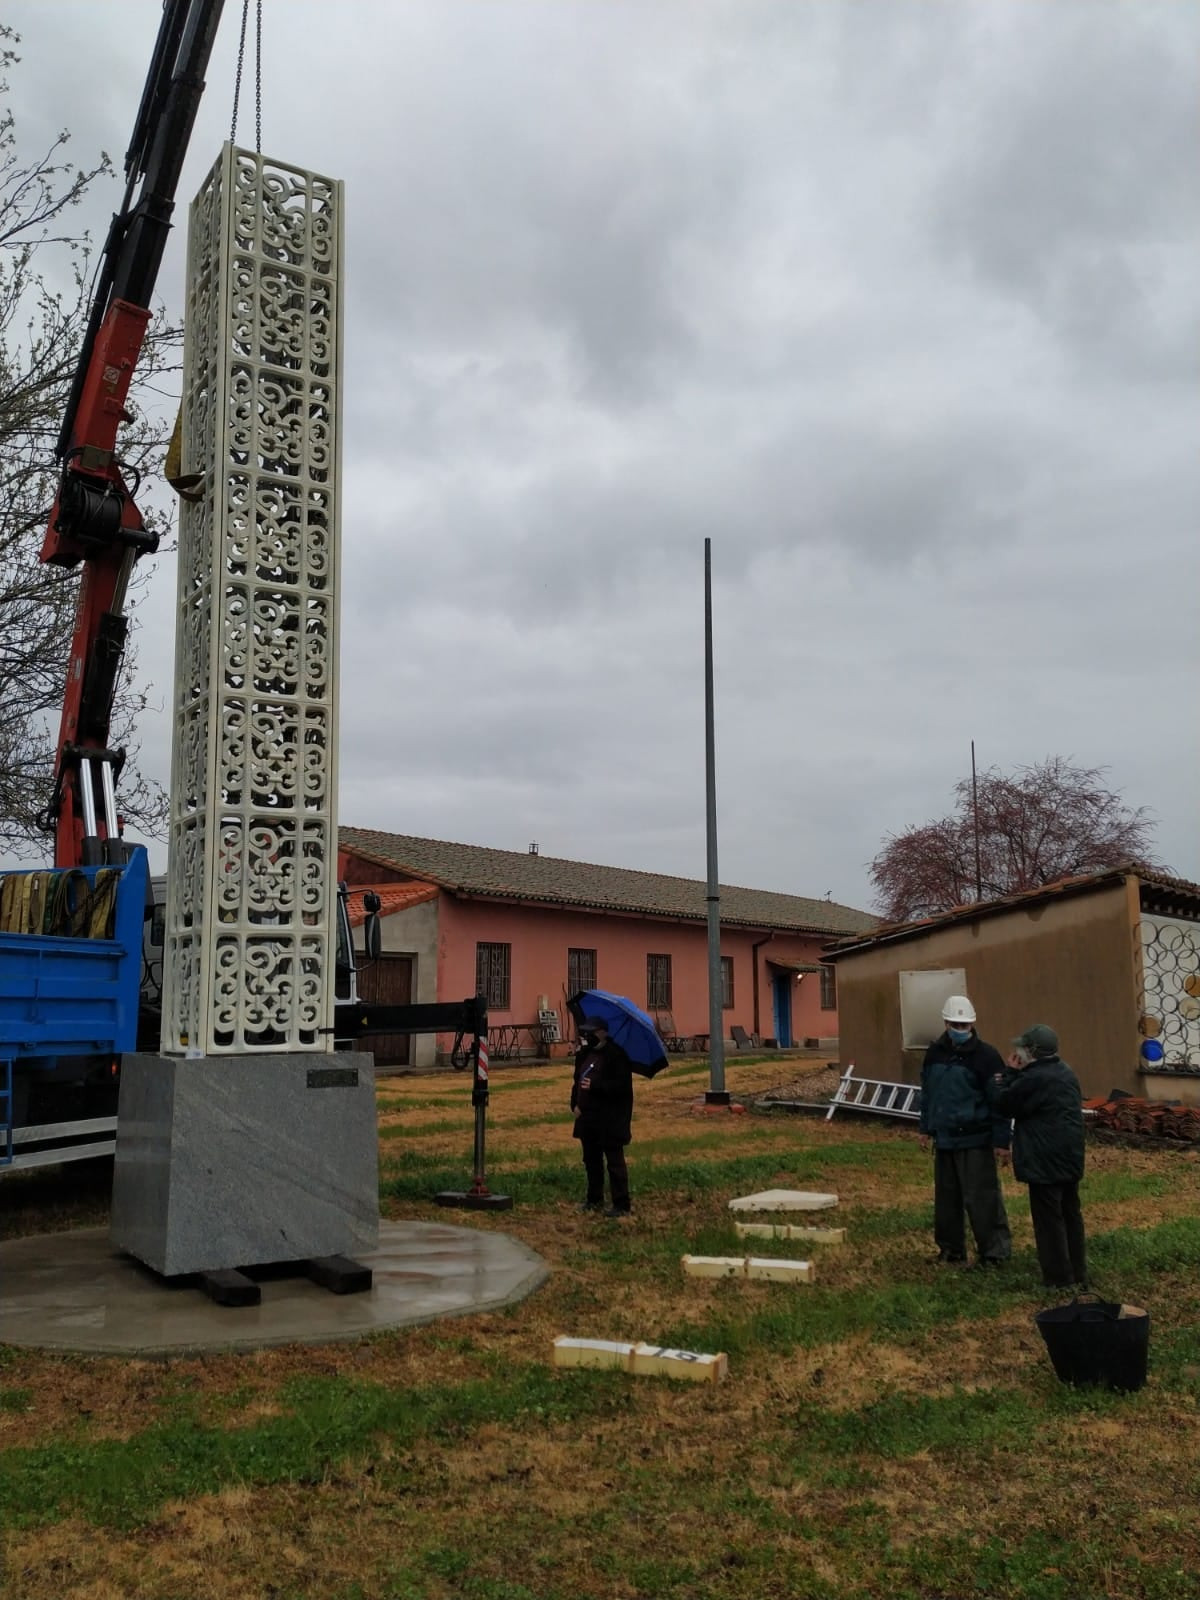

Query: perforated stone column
163,145,343,1056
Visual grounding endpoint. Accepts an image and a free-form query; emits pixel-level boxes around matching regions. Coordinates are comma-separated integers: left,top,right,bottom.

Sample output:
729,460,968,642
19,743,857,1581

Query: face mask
947,1026,972,1045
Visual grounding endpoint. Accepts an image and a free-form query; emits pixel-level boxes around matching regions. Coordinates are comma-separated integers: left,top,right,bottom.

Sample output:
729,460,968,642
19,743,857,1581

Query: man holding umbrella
572,1016,635,1217
567,990,669,1218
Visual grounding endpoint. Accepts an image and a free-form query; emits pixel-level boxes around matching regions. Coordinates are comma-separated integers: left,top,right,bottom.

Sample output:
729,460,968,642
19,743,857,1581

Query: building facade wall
754,939,842,1047
374,897,440,1069
833,883,1141,1100
431,897,839,1055
338,849,847,1062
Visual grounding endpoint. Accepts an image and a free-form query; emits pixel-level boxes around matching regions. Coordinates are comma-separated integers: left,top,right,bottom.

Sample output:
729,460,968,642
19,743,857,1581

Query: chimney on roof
529,842,539,855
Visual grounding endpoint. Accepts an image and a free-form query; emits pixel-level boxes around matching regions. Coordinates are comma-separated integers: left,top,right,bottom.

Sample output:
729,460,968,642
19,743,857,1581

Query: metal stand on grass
435,1033,512,1212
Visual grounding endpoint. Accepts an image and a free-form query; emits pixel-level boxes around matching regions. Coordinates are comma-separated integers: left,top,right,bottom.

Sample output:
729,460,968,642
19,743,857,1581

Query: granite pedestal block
111,1054,380,1277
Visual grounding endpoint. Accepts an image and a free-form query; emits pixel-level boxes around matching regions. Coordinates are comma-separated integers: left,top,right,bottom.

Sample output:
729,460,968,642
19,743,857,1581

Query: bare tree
0,26,177,855
870,757,1162,922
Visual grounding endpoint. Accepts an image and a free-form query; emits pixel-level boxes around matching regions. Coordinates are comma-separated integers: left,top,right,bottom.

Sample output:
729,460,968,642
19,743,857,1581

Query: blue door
772,974,793,1049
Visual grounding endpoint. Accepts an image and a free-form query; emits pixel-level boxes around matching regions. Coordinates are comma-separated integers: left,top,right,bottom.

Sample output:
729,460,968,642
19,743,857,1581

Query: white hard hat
941,995,977,1025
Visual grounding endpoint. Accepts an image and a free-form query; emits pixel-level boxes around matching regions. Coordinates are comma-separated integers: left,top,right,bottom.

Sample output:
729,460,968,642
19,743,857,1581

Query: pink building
338,828,875,1069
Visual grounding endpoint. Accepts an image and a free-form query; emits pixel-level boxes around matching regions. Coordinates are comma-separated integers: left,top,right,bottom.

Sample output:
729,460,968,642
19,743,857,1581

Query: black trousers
933,1146,1012,1262
1028,1180,1087,1287
580,1134,630,1210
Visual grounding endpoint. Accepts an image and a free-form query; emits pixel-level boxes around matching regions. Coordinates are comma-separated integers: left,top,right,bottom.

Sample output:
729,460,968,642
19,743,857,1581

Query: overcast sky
7,0,1198,911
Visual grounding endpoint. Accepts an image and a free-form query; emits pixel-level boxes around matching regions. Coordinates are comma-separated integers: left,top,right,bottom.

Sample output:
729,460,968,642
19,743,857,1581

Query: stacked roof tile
1085,1096,1200,1142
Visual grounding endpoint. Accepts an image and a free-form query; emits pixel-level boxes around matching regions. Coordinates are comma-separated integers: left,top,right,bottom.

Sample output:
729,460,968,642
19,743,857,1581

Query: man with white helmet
919,995,1012,1267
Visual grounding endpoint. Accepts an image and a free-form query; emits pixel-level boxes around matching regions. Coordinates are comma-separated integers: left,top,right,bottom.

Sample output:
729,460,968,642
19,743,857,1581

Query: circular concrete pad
0,1220,549,1357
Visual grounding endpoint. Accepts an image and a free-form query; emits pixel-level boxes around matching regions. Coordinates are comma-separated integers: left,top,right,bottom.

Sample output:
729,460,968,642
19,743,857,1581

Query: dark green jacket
989,1055,1084,1185
920,1032,1011,1150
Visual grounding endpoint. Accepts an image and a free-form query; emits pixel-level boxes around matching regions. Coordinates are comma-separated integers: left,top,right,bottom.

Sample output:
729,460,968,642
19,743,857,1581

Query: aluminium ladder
826,1065,922,1123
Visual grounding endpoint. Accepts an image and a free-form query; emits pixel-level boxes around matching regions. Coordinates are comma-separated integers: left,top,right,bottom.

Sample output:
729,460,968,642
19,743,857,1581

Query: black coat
920,1033,1011,1150
989,1055,1085,1185
571,1039,634,1146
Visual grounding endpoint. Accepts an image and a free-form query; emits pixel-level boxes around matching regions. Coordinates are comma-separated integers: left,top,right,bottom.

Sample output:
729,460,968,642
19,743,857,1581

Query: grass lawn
2,1056,1200,1599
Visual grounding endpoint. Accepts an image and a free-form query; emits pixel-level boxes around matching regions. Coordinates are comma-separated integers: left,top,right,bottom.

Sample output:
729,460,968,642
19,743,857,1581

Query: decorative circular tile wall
1138,916,1200,1069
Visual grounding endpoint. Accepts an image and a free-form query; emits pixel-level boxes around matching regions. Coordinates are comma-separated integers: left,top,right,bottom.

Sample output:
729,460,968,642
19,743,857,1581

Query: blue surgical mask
947,1026,973,1045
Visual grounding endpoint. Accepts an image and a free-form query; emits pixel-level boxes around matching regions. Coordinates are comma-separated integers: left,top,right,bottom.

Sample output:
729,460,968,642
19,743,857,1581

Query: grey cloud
6,0,1196,906
928,4,1200,378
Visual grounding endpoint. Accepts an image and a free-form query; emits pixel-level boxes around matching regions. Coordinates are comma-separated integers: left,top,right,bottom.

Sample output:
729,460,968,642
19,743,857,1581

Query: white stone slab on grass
734,1222,846,1244
630,1344,728,1383
745,1257,813,1283
682,1254,815,1284
728,1189,838,1212
553,1337,728,1382
552,1337,635,1371
682,1255,746,1279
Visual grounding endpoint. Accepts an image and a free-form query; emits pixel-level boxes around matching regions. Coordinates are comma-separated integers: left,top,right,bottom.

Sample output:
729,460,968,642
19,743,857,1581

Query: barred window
568,947,597,996
820,964,837,1011
476,942,511,1010
646,953,672,1010
721,955,734,1010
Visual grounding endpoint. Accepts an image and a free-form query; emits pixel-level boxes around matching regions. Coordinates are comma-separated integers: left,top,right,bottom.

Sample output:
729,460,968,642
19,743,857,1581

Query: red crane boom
40,0,225,868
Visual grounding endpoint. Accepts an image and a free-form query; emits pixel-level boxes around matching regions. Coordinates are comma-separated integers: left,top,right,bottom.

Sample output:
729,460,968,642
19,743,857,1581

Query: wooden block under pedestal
745,1256,813,1283
734,1222,846,1245
682,1254,746,1279
552,1336,634,1372
630,1343,728,1383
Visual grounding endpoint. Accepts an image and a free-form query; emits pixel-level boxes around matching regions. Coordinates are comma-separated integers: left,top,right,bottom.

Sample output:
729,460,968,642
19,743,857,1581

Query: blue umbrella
567,989,670,1077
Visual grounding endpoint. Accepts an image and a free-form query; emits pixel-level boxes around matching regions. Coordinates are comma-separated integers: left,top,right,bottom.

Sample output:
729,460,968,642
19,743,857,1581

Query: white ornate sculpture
163,146,343,1055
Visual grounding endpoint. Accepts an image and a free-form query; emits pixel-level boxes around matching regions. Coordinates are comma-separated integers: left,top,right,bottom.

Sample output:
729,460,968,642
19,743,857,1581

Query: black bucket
1034,1297,1150,1393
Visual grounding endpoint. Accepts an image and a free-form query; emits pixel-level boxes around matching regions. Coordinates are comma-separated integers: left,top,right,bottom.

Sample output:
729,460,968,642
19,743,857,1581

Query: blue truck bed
0,847,148,1167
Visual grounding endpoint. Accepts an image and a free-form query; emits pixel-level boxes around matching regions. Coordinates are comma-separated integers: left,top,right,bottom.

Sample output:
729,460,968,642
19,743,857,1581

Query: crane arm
41,0,225,868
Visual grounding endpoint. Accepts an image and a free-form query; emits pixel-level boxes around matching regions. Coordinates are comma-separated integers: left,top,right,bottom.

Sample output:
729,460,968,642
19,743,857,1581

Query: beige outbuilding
823,867,1200,1103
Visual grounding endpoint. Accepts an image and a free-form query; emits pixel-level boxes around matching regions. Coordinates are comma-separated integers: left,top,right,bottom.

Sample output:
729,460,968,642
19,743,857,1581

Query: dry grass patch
5,1059,1200,1599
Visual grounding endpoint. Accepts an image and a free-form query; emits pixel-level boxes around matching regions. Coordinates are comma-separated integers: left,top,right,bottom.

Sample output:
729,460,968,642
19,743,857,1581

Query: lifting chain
230,0,263,152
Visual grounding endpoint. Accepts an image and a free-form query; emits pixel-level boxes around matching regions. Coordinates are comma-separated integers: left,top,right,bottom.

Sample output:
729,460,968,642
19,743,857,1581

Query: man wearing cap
990,1025,1087,1291
919,995,1012,1267
570,1017,635,1217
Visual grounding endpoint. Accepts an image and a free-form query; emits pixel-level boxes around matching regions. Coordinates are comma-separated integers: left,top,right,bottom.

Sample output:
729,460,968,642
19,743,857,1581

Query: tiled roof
339,828,876,936
826,862,1200,959
343,881,438,927
1136,866,1200,905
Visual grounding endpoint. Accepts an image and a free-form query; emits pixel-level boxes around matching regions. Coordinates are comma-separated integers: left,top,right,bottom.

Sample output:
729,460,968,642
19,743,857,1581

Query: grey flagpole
704,538,728,1103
